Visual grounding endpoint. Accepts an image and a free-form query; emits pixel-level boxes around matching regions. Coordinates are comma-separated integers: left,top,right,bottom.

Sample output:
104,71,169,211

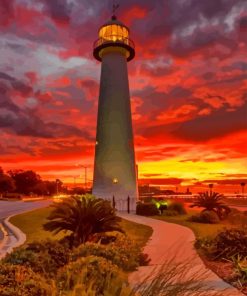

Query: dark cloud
133,85,192,116
0,0,15,26
239,15,247,29
42,0,73,24
126,0,246,58
172,102,247,141
0,102,92,139
0,72,32,95
0,72,92,139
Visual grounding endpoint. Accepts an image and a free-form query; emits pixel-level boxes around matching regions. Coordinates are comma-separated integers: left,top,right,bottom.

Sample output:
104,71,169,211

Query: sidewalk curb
0,223,9,250
0,215,26,259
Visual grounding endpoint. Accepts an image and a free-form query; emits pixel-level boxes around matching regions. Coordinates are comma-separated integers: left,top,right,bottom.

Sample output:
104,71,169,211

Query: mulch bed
200,254,247,295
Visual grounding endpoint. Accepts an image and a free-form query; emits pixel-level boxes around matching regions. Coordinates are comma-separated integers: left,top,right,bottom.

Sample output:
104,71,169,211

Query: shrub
57,255,129,295
230,255,247,283
0,263,54,296
194,237,215,255
200,210,220,224
227,210,247,227
71,232,148,271
188,211,219,224
167,202,187,215
162,210,179,216
4,239,70,277
212,229,247,260
136,202,159,216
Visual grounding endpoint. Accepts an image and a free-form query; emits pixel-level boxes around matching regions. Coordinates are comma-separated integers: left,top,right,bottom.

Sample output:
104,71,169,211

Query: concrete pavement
118,213,244,296
0,200,52,258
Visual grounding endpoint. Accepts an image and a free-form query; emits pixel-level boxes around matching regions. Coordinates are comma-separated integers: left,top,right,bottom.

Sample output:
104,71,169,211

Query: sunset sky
0,0,246,193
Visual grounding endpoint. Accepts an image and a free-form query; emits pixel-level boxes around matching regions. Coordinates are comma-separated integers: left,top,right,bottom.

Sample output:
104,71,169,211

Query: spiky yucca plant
190,191,230,219
43,195,123,246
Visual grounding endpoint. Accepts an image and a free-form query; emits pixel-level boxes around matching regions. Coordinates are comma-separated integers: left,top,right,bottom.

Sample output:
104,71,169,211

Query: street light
76,164,88,192
112,178,118,209
113,178,118,184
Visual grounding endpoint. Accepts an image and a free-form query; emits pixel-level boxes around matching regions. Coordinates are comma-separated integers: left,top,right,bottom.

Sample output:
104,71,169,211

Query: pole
127,196,130,214
112,195,116,209
56,179,58,195
85,167,87,192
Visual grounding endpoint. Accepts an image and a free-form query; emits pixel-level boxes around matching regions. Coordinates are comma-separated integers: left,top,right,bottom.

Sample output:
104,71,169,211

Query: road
0,199,52,240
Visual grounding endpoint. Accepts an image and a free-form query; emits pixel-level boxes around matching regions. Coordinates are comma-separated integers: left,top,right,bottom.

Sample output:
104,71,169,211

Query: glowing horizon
0,1,246,194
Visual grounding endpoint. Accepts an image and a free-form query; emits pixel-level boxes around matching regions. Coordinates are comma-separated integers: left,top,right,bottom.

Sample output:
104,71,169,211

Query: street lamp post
112,178,118,209
82,166,88,193
76,164,88,193
209,183,213,195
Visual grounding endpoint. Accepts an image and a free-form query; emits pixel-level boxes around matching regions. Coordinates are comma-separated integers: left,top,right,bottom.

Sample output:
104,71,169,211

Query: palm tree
190,191,230,219
240,182,245,196
43,195,123,247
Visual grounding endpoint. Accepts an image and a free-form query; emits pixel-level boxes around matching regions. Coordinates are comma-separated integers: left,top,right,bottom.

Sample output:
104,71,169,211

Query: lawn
153,209,235,239
10,205,153,247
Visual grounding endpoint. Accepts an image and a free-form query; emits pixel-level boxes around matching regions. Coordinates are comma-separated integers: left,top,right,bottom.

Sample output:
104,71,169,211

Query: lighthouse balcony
93,36,135,62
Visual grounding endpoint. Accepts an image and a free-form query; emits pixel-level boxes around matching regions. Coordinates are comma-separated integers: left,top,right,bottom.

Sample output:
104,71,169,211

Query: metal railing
103,196,136,213
94,36,135,49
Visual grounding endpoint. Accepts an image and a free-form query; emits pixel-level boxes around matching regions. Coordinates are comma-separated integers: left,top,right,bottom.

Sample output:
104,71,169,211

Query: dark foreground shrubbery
1,231,148,295
0,263,55,296
136,202,160,216
3,239,70,277
1,237,232,296
57,255,130,295
195,228,247,292
71,232,149,271
195,229,247,260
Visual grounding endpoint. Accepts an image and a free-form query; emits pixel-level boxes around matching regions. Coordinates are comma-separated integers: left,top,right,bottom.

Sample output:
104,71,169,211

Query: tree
43,195,123,246
190,191,230,220
8,170,41,194
0,171,15,194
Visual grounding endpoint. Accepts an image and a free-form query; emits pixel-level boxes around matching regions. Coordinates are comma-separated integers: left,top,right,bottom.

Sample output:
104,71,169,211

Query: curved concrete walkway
118,213,244,296
0,200,52,258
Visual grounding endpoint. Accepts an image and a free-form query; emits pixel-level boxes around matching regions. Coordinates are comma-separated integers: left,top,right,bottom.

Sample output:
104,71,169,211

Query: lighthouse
92,13,138,210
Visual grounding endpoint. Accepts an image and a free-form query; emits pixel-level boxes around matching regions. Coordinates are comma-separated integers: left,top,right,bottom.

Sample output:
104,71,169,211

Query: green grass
10,206,64,244
119,218,153,248
153,209,235,239
10,206,152,247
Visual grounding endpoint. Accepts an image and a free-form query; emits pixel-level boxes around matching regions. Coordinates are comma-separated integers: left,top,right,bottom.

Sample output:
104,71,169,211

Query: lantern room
93,15,135,62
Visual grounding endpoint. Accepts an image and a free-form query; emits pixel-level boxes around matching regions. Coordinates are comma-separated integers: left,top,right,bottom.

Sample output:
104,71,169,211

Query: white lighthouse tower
92,12,138,210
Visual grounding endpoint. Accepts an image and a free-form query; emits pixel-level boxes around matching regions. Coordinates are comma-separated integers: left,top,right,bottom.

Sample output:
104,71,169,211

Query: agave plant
43,195,123,247
190,191,230,220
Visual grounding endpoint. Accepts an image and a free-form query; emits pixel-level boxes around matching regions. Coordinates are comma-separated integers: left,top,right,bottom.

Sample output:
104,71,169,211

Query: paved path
0,200,52,256
0,200,52,221
119,213,244,296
